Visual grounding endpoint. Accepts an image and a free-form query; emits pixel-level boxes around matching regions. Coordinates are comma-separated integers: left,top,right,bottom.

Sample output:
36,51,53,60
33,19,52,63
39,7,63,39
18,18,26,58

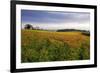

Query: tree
24,24,33,29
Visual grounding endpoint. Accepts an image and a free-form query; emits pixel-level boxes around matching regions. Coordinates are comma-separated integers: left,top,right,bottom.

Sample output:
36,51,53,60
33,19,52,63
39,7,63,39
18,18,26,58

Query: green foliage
79,42,90,60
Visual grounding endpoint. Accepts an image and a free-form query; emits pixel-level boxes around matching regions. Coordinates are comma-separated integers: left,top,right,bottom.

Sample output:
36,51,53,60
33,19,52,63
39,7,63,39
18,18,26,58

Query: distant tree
24,24,33,29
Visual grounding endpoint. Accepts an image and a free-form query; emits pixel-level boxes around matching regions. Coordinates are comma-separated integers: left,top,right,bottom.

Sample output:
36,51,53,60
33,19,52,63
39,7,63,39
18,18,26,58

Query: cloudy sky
21,10,90,30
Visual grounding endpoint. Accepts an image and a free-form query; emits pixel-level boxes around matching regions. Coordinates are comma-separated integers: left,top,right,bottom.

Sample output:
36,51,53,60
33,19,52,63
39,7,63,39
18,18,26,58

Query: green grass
21,30,90,63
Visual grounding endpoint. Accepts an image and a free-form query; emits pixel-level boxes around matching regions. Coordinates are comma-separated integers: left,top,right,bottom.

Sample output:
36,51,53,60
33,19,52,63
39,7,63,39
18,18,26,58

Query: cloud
21,10,90,30
21,10,90,24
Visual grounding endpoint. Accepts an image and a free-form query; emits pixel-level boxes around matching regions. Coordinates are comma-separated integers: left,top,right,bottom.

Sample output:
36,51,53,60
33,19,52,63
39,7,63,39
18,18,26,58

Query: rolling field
21,30,90,63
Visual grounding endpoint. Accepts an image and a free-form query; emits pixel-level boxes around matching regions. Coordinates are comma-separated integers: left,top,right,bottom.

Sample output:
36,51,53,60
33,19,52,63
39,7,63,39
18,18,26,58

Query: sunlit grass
21,30,90,63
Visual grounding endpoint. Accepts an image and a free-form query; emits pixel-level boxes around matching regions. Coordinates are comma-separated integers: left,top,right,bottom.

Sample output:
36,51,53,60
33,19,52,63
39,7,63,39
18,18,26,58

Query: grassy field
21,30,90,63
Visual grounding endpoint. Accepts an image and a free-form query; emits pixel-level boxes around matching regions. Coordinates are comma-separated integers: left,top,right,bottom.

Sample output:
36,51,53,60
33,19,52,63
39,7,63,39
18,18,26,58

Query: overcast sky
21,10,90,30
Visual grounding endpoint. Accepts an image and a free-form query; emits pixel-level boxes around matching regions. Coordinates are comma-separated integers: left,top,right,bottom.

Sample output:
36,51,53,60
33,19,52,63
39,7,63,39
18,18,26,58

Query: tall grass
21,30,90,63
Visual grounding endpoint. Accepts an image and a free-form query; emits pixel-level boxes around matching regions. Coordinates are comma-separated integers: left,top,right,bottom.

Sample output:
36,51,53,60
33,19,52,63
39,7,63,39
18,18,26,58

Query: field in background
21,30,90,63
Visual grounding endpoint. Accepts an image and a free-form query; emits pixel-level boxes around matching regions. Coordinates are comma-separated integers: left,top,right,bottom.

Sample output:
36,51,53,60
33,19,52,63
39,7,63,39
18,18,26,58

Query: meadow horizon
21,9,90,63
